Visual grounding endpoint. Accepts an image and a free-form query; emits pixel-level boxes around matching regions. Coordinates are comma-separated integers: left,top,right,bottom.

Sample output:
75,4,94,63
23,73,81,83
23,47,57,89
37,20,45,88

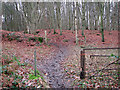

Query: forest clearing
1,1,120,89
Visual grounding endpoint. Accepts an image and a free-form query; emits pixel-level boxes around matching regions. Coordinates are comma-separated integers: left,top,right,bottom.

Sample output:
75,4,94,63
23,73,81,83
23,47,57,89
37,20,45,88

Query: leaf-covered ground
1,29,120,89
62,46,119,88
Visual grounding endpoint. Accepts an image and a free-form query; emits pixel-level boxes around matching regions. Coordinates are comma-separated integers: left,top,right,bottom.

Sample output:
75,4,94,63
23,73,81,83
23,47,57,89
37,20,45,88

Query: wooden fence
80,47,120,79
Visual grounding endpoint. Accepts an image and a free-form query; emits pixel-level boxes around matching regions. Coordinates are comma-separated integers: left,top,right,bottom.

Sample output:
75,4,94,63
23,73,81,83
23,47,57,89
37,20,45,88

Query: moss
28,37,37,42
16,38,23,42
96,34,100,36
36,31,40,34
2,34,5,38
28,37,32,42
53,31,58,34
23,31,28,34
38,37,43,43
7,33,17,41
63,39,69,42
47,38,51,41
8,37,13,41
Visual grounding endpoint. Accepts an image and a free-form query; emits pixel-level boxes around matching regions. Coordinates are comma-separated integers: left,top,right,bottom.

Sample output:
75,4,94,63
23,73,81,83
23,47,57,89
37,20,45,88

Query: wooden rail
90,55,110,58
84,47,120,50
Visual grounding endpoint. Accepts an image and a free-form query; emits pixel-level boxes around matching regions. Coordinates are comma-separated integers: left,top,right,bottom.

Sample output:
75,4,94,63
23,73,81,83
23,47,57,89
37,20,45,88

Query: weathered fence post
80,50,86,79
45,30,47,44
76,29,78,45
34,48,37,76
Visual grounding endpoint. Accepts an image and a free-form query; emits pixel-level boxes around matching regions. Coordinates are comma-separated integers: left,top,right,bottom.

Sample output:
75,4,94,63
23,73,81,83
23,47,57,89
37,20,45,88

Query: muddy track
37,43,72,88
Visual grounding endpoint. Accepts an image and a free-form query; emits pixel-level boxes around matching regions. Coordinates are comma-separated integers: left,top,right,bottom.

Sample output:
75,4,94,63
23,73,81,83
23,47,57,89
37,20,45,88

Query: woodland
1,1,120,89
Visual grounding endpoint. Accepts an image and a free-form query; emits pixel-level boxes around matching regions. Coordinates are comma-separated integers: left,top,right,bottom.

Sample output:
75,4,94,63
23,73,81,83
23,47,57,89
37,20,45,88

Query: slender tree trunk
0,2,2,31
99,3,105,42
56,2,59,29
117,1,120,86
88,2,91,30
106,2,110,31
75,2,78,45
53,3,56,34
71,3,74,32
73,2,75,32
94,3,98,30
56,2,62,35
69,10,71,30
82,2,85,36
58,3,62,35
86,2,89,30
117,2,119,31
19,2,30,33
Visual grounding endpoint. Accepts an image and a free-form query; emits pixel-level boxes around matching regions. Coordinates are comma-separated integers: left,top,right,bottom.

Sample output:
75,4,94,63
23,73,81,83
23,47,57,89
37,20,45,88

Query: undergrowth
2,54,49,89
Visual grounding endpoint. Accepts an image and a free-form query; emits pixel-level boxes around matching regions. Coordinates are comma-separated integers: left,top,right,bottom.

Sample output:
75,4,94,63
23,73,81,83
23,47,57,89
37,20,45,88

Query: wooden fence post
45,30,47,44
80,50,86,79
34,48,37,76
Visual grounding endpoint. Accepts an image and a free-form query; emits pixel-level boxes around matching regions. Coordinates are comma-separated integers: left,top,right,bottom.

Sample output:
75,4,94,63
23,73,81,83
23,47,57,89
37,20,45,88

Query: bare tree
18,2,44,34
2,2,119,35
81,2,85,36
55,2,62,35
75,2,78,45
99,2,105,42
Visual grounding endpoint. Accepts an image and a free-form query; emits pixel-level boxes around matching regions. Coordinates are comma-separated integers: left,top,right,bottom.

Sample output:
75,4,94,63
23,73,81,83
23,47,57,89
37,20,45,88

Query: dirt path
37,43,73,88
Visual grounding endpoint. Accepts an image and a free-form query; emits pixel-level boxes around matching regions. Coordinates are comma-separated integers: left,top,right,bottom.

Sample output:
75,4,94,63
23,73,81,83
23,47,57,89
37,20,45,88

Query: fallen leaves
62,45,119,88
1,29,119,88
2,54,50,88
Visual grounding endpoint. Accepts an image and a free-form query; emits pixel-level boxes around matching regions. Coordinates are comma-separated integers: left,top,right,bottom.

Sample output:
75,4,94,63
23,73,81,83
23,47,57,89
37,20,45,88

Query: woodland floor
1,29,120,88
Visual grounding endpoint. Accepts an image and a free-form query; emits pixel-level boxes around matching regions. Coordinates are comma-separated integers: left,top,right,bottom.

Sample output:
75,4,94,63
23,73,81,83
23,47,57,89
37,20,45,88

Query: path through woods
37,43,75,88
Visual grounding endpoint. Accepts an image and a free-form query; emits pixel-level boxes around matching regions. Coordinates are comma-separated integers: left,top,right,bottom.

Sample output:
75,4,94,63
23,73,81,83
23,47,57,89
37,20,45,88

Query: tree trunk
59,3,62,35
53,3,56,34
75,2,78,45
82,2,85,36
118,1,120,86
99,3,105,42
73,2,75,33
106,2,110,31
0,2,2,30
69,10,71,30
